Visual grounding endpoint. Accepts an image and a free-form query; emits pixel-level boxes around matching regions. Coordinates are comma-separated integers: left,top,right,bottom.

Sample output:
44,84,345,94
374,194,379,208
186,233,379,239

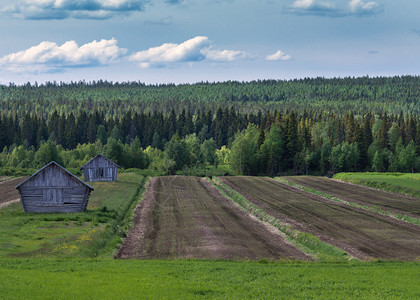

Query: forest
0,76,419,175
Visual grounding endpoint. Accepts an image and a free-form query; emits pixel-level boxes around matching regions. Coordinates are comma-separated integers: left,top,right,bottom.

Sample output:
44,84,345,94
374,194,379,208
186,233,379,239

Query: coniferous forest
0,76,419,175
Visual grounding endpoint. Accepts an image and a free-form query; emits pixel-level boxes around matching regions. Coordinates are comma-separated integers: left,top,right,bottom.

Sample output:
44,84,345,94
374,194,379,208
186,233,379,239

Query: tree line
1,109,418,175
1,76,419,118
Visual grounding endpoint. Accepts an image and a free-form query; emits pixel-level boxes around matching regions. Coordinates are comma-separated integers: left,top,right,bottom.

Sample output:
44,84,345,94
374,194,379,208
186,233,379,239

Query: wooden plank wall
83,156,118,182
20,186,90,213
18,165,92,213
23,165,80,187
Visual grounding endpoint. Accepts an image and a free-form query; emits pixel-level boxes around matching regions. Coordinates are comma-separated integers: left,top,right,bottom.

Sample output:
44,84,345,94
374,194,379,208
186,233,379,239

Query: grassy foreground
0,259,419,299
1,174,419,299
333,173,420,198
0,173,145,258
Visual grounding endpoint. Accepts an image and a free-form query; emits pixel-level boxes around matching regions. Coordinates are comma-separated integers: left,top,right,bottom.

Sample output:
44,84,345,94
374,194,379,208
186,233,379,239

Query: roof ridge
16,161,94,190
80,154,121,170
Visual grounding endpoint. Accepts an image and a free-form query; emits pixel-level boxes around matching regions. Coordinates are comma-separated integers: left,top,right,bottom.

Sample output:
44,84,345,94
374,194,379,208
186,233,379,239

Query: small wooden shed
15,161,94,213
80,154,120,182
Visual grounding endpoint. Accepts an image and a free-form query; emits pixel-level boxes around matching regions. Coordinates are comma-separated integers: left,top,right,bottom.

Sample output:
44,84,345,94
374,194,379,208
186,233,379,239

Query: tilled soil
221,176,420,261
116,176,309,260
285,176,420,218
0,177,26,206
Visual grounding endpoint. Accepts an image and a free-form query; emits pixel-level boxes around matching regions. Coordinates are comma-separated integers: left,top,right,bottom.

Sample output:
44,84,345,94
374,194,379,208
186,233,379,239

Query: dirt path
221,176,420,261
0,177,27,205
285,176,420,218
0,199,20,210
116,176,309,260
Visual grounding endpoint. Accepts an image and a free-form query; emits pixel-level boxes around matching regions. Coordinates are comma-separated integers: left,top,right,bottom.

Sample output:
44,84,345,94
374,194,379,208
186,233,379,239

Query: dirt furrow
221,176,420,261
116,176,309,260
0,177,27,205
285,176,420,218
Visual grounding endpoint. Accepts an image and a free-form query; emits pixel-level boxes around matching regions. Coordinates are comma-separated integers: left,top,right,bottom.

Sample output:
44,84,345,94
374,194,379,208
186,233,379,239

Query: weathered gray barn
15,161,94,213
80,154,120,182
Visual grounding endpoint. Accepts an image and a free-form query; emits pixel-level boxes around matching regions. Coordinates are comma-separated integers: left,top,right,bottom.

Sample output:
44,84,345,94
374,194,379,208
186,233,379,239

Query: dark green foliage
164,134,190,171
1,76,419,118
0,77,418,175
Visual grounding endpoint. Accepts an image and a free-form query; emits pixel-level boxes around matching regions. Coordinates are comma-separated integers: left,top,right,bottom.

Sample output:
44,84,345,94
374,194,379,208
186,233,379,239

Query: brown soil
220,176,420,261
116,176,309,260
285,176,420,218
0,177,27,205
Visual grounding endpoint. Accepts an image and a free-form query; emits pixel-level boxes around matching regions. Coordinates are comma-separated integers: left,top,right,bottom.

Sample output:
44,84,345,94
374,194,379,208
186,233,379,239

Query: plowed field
220,176,420,261
0,177,26,206
285,176,420,218
117,176,309,260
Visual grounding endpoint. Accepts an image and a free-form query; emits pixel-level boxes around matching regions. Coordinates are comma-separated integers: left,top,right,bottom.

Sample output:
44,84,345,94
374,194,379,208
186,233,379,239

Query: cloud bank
2,0,148,20
284,0,382,17
0,36,286,73
0,38,127,73
129,36,248,68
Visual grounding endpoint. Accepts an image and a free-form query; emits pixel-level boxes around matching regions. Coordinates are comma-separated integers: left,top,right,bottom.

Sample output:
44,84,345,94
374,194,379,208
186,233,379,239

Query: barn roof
15,161,94,191
80,154,121,170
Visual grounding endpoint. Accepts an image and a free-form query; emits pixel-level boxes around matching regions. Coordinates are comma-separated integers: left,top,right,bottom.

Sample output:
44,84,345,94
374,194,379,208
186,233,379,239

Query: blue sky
0,0,419,84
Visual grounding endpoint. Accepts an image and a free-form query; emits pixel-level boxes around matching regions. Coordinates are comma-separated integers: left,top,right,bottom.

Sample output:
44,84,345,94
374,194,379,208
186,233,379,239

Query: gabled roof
16,161,94,191
80,154,121,170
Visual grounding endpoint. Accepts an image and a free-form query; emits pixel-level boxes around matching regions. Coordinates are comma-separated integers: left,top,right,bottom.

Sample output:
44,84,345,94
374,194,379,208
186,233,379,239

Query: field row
220,177,420,261
118,175,420,261
117,176,308,260
285,176,420,218
1,174,419,261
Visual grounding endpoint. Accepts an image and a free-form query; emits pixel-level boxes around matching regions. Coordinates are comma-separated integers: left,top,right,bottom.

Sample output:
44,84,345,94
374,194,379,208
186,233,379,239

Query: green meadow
1,259,419,299
333,173,420,198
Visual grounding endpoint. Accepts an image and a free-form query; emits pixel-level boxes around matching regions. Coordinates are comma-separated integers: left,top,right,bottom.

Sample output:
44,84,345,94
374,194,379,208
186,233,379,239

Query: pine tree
377,113,389,149
285,111,299,170
96,124,108,145
65,113,77,149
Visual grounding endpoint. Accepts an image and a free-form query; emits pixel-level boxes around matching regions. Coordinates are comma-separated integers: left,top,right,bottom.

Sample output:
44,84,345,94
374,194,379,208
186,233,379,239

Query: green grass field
1,259,419,299
333,173,420,198
0,173,145,258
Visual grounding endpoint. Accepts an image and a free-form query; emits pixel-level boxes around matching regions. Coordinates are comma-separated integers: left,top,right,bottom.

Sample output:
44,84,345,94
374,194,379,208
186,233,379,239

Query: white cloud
2,0,148,19
348,0,381,15
284,0,382,17
291,0,334,10
266,50,292,61
291,0,313,9
203,49,248,62
130,36,248,68
0,38,127,73
285,0,338,16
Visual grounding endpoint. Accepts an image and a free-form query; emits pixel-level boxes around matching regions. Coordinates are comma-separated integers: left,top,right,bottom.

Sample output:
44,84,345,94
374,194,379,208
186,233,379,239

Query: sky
0,0,419,85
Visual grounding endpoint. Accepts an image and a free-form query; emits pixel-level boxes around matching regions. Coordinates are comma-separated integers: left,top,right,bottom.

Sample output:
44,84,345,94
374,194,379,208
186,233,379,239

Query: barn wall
23,165,80,187
18,164,92,213
19,186,90,213
84,156,117,169
82,156,118,182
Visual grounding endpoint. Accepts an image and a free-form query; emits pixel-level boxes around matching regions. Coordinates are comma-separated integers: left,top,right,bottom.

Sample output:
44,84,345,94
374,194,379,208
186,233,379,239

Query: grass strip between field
274,177,420,226
333,173,420,199
209,177,351,262
98,176,148,258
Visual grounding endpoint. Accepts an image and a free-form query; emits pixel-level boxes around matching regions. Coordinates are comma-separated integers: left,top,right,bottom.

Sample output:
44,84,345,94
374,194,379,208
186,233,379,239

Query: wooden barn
80,154,120,182
15,161,94,213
